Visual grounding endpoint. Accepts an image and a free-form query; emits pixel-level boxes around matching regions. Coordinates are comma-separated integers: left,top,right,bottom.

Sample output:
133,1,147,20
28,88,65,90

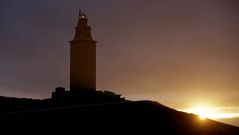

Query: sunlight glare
187,106,212,119
183,105,239,120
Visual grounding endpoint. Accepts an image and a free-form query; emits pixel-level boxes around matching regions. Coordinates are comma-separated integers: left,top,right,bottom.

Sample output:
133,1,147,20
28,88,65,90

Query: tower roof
72,9,94,41
79,10,88,20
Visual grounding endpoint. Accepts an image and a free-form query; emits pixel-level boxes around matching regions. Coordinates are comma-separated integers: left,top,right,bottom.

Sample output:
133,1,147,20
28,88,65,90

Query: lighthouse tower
69,10,96,91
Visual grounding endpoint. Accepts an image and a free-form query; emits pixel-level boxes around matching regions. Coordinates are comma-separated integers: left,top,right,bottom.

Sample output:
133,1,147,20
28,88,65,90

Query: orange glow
182,105,239,120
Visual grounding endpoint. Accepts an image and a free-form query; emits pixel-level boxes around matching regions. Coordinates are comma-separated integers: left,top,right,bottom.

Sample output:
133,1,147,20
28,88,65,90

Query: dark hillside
0,98,238,134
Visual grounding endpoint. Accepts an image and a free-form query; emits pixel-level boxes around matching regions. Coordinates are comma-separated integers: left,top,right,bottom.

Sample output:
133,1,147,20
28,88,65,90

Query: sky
1,0,239,126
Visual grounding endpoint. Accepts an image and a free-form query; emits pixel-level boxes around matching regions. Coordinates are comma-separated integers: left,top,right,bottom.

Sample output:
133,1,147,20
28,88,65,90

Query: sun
183,104,239,120
186,106,212,119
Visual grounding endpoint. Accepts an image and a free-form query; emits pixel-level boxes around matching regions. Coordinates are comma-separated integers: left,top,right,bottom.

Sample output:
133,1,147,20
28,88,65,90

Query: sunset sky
1,0,239,126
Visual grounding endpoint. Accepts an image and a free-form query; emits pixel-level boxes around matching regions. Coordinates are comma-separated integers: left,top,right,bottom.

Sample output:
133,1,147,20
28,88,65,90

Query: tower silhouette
51,10,124,102
69,10,97,91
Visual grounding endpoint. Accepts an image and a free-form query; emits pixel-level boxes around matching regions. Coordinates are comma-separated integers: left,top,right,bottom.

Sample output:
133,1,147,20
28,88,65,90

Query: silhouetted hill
0,97,238,134
0,89,125,113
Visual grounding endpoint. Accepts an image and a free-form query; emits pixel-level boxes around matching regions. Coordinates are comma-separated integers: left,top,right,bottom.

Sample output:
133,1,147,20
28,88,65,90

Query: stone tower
69,10,96,91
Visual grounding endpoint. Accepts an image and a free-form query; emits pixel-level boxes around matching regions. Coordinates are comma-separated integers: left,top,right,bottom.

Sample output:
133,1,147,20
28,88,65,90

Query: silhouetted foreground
0,94,238,134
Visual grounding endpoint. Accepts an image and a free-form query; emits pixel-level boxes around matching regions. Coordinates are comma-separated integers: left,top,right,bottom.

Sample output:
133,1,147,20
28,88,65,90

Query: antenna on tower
79,9,82,18
79,9,87,19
